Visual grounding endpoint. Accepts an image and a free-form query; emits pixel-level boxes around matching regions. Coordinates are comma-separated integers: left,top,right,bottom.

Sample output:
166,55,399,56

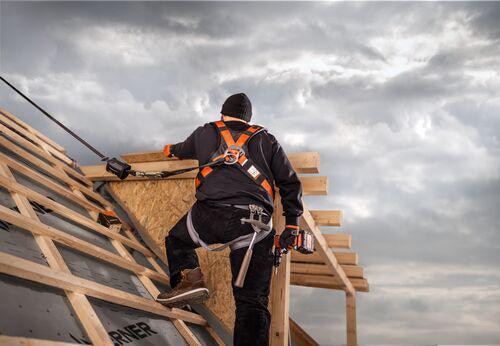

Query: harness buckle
223,145,245,165
240,204,270,231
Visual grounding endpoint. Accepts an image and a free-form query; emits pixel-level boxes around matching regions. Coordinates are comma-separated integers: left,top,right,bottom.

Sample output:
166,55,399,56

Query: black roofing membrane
0,273,88,343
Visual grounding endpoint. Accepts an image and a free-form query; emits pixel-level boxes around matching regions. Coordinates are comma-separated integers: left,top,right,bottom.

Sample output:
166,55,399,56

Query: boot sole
156,288,209,308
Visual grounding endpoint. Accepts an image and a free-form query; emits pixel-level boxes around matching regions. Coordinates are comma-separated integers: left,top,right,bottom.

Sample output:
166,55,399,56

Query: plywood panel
108,179,236,331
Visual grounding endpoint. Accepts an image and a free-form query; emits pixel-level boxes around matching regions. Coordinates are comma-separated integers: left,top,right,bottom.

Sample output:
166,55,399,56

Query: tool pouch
97,210,122,232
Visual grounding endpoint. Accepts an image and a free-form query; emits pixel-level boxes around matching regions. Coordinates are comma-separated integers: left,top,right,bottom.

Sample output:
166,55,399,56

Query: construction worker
156,93,303,345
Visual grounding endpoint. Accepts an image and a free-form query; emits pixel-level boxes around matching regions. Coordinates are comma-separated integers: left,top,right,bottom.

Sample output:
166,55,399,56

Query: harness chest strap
195,121,274,198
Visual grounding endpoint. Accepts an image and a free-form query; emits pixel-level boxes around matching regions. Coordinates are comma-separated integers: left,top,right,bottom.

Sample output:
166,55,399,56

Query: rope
0,75,108,160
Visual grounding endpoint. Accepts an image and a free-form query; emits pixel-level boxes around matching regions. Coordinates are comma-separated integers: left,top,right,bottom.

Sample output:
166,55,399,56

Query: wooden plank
0,204,168,284
81,161,198,181
0,114,89,186
292,251,358,265
310,210,342,227
121,223,169,275
205,326,225,346
0,163,113,346
0,134,109,208
300,176,328,196
171,320,202,346
289,318,319,346
290,274,369,292
0,251,207,325
109,238,200,345
121,151,320,174
81,162,327,195
323,233,351,248
287,152,320,174
291,263,363,278
0,174,154,257
270,194,290,346
70,187,202,346
0,107,66,152
106,186,169,263
121,150,172,164
0,152,102,213
0,335,80,346
301,204,355,294
346,293,357,346
66,292,114,346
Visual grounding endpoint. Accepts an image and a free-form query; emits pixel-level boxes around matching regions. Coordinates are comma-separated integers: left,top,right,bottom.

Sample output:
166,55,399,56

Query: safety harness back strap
195,121,275,198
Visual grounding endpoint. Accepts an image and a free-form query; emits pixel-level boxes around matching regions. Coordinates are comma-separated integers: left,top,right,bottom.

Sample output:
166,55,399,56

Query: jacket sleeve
269,136,304,227
163,126,202,160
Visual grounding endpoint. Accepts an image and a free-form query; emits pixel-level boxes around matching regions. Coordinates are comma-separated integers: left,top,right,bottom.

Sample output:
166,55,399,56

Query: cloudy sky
1,1,499,344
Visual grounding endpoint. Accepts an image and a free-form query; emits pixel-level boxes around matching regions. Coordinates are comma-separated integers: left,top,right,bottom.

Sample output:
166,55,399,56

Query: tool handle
234,248,253,288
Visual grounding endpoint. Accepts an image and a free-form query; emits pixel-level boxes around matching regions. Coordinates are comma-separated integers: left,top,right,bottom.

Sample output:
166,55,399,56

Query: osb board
108,179,236,331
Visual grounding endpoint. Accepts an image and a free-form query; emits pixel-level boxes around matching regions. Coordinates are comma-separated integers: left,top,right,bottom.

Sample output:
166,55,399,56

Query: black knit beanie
220,93,252,122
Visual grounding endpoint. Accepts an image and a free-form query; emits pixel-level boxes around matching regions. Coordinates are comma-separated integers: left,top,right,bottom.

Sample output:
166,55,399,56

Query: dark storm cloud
1,2,499,345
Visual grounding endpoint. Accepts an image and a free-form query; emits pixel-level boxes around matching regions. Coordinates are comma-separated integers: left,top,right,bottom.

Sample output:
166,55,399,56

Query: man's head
220,93,252,122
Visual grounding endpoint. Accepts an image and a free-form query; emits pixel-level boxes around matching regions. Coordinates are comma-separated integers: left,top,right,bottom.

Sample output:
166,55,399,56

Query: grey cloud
1,1,500,344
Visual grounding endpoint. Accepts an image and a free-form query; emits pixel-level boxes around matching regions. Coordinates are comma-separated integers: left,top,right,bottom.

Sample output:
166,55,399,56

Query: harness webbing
195,121,274,198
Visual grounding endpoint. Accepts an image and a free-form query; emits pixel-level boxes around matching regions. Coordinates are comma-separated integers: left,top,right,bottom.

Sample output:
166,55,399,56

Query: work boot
156,267,209,308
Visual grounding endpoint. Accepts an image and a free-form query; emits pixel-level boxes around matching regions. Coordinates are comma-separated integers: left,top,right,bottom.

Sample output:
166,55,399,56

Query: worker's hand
279,225,299,249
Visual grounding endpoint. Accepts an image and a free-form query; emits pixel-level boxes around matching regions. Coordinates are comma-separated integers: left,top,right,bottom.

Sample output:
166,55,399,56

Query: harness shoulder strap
214,120,235,146
196,121,274,198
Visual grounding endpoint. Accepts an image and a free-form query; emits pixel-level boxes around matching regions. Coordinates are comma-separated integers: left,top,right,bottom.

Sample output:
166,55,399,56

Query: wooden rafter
0,108,229,345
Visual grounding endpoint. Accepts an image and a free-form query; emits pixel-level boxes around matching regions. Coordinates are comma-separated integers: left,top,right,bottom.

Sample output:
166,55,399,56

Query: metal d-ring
223,145,245,165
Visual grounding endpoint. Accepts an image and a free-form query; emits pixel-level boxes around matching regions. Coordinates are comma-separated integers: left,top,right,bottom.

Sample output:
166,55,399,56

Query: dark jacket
167,120,303,226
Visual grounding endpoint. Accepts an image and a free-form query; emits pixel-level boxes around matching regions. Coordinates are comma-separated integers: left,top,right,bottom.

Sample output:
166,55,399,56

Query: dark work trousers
165,200,275,346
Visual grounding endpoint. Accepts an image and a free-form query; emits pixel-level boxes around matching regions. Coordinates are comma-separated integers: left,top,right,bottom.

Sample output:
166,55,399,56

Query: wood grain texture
289,318,319,346
108,179,236,331
120,150,320,174
0,251,207,325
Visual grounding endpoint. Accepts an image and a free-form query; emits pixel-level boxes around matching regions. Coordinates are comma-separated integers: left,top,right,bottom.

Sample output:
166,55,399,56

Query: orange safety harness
195,121,274,199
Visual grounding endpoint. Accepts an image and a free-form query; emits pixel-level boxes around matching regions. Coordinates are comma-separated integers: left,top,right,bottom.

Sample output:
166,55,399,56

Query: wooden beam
0,336,80,346
346,293,357,346
301,205,355,294
81,162,327,195
292,251,358,265
290,274,369,292
81,161,198,181
291,263,363,278
270,195,290,346
0,204,167,284
323,233,351,248
309,210,342,227
0,163,113,346
120,151,320,174
0,152,102,213
109,237,199,345
0,251,207,325
289,318,319,346
0,114,89,186
0,108,66,153
287,152,319,174
0,134,110,208
0,174,154,257
300,176,328,196
121,150,172,163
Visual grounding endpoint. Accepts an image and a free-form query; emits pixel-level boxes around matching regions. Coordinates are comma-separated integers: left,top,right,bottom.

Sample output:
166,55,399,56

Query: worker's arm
269,135,304,227
163,126,203,160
